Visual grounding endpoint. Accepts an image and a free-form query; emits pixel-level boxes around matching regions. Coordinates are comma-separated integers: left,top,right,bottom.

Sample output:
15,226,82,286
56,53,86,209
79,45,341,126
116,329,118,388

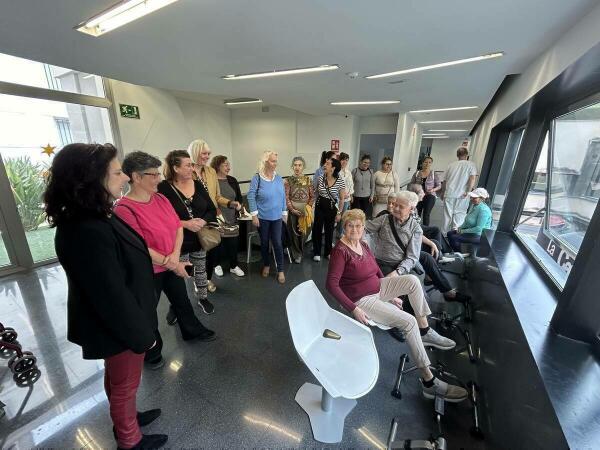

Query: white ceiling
0,0,598,128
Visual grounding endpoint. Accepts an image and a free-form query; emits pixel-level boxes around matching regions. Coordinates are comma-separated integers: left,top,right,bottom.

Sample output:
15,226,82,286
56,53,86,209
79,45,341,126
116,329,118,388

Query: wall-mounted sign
119,104,140,119
331,139,340,153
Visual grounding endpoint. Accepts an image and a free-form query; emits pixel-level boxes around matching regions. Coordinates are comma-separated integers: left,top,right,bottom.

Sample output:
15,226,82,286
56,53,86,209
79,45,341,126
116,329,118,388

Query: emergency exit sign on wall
119,104,140,119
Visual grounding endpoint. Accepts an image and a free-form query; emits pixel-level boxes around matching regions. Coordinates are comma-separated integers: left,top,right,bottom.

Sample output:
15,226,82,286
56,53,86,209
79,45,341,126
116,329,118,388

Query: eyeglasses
142,172,161,178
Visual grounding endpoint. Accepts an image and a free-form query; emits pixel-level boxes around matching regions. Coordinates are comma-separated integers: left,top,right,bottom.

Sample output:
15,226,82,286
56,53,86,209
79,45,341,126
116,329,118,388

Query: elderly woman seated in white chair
326,209,467,402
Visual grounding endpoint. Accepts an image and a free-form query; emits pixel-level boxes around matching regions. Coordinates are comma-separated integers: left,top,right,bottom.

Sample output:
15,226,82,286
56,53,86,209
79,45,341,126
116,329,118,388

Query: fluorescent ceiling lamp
428,129,469,132
76,0,180,37
222,65,339,80
410,106,478,113
426,136,449,139
419,119,473,124
224,99,263,105
422,133,446,136
330,101,400,105
366,52,504,79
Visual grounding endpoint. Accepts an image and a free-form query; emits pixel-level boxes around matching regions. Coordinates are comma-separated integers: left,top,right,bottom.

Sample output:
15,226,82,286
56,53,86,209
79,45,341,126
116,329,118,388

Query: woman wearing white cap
447,187,492,252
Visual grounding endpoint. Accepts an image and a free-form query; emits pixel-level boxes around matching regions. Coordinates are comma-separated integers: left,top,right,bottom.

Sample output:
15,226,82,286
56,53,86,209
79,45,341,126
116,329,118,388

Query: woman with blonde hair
284,156,313,263
187,139,241,293
247,150,288,283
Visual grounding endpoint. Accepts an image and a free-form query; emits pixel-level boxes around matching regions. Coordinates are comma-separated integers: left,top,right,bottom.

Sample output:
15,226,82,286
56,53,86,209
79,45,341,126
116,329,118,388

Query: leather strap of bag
169,183,194,219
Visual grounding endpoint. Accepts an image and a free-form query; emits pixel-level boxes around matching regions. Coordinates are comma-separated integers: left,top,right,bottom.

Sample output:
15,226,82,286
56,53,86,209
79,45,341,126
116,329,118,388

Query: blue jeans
447,230,481,252
258,218,284,271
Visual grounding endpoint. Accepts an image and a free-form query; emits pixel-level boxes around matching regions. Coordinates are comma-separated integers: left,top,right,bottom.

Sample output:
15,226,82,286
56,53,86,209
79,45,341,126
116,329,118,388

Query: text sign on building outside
119,104,140,119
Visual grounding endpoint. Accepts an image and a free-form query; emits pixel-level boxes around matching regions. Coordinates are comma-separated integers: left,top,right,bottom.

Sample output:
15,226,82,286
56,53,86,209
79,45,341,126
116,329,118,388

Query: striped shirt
317,174,346,201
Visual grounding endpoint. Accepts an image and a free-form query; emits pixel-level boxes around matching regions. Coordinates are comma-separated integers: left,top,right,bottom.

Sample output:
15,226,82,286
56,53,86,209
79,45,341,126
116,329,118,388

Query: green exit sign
119,104,140,119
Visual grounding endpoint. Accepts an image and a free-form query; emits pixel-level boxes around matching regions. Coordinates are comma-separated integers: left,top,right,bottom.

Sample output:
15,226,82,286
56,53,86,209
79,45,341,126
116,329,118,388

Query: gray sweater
365,214,422,275
352,167,375,198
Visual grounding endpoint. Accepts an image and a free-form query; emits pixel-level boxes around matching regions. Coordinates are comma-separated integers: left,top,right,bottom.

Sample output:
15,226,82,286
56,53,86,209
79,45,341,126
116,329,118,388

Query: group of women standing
46,138,246,449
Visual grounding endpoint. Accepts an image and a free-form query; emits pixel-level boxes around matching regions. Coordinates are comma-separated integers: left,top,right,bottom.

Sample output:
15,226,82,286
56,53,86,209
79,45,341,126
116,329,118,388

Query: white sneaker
230,266,245,277
214,265,224,277
422,377,468,403
313,256,321,262
421,328,456,350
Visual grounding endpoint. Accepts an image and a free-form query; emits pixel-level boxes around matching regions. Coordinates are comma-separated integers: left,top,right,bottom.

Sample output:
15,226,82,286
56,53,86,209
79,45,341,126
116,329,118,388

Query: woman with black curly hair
45,143,167,450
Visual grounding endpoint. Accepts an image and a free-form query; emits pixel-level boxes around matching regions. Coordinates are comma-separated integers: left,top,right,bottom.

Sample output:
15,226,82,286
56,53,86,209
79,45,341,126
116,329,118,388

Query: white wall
429,138,465,175
110,80,192,160
176,98,232,158
358,114,399,135
392,113,422,185
470,2,600,169
111,80,362,182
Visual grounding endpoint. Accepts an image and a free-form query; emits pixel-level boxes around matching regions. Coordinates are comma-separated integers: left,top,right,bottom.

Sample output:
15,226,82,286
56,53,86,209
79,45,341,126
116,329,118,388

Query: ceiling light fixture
421,133,446,136
425,136,449,139
410,106,478,113
330,101,400,106
366,52,504,79
222,65,339,80
428,129,469,132
419,120,474,124
76,0,180,37
224,99,263,106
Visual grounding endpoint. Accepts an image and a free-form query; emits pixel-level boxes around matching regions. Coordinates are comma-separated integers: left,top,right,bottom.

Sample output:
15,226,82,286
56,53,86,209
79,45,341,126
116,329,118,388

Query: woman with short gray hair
115,151,216,370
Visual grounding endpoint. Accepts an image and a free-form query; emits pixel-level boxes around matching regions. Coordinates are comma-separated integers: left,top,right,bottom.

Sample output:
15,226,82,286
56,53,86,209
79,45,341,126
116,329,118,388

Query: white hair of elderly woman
258,150,278,174
395,190,419,208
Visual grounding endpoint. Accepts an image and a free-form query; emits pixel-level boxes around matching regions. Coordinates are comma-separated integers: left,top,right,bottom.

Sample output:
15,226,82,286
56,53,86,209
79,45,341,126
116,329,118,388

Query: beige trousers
356,275,431,368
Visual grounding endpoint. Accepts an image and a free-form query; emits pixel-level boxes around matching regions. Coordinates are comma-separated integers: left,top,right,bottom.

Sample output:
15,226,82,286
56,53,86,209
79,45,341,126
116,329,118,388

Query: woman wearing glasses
115,151,215,370
158,150,219,316
188,139,241,294
373,156,399,217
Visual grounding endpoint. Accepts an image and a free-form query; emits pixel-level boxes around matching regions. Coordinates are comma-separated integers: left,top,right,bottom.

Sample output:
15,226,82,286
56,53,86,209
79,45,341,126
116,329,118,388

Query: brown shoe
261,266,270,277
277,272,285,284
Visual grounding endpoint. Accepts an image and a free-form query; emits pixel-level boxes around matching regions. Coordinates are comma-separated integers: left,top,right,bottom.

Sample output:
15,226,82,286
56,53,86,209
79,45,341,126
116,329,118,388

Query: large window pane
515,133,570,287
548,103,600,254
0,53,105,98
491,128,524,225
0,93,114,263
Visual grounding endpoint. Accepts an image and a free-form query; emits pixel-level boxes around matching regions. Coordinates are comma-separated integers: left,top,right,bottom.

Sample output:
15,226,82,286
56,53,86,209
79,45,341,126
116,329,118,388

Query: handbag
216,216,240,238
169,183,222,251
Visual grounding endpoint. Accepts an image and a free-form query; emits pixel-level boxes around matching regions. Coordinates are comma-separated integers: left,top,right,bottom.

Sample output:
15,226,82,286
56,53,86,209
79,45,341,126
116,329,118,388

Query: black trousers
145,271,206,362
352,196,373,219
417,194,436,226
419,251,453,293
217,236,239,269
313,196,337,258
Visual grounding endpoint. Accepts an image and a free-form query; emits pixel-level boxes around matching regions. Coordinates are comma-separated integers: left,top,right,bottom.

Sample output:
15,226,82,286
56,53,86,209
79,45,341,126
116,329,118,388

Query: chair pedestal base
295,382,356,443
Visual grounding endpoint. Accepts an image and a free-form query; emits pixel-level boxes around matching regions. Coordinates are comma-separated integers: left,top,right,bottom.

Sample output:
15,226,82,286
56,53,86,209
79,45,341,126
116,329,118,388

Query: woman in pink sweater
326,209,467,403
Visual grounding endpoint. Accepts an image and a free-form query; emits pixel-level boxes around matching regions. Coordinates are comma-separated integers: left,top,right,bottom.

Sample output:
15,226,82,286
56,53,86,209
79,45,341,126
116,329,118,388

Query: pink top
114,193,181,273
326,240,384,312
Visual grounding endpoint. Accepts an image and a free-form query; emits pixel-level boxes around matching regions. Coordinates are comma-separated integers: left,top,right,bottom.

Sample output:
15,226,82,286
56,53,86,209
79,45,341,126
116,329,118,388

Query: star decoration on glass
41,144,56,157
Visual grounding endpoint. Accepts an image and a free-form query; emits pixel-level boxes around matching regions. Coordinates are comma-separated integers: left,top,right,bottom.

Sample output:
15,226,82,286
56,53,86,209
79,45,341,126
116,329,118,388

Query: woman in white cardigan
372,156,400,216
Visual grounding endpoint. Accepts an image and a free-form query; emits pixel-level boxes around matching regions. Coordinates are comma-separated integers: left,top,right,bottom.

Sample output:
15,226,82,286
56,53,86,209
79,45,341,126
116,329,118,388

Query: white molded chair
286,280,379,443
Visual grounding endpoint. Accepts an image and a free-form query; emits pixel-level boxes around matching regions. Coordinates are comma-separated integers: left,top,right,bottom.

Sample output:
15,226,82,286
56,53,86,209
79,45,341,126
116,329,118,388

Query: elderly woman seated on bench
447,187,493,252
326,209,467,402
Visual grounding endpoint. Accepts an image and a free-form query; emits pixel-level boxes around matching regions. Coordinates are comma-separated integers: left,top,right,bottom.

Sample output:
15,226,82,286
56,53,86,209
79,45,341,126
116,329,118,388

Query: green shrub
4,156,48,231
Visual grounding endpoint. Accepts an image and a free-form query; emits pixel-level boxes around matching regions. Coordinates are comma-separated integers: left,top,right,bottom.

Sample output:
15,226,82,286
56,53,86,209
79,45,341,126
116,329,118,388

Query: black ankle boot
113,410,162,439
117,434,168,449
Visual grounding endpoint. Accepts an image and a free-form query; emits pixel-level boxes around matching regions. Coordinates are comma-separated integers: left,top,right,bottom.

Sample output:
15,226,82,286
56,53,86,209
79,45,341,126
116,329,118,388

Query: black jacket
225,175,243,204
157,180,217,253
55,215,157,359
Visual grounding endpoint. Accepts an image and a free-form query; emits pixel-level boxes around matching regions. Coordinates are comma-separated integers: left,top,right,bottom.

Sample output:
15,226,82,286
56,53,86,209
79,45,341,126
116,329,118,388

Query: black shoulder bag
387,214,423,275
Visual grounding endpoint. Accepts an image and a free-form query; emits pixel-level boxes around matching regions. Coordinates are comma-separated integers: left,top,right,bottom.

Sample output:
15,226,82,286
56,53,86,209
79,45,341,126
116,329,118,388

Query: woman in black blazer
44,143,167,450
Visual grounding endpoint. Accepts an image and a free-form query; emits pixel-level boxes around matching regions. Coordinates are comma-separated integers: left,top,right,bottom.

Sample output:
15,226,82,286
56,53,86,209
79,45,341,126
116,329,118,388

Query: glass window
491,127,524,225
0,93,114,263
515,101,600,288
548,103,600,254
0,53,105,98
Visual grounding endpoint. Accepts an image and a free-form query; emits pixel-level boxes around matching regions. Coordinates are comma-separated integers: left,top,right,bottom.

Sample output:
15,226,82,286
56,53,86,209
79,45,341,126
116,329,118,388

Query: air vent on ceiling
262,106,270,113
